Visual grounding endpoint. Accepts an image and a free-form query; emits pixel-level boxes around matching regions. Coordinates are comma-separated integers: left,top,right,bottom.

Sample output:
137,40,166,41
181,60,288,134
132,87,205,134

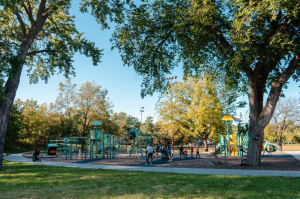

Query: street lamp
140,107,144,129
167,76,177,149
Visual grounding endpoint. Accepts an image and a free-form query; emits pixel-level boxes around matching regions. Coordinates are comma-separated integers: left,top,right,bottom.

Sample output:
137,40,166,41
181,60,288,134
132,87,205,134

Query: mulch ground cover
23,151,300,171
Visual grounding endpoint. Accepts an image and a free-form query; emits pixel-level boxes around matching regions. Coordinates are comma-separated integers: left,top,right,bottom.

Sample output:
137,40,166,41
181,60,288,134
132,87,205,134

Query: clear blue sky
15,5,300,123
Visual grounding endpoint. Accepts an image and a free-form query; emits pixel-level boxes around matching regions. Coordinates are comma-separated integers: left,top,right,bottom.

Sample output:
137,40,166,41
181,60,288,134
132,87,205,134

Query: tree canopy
111,0,300,166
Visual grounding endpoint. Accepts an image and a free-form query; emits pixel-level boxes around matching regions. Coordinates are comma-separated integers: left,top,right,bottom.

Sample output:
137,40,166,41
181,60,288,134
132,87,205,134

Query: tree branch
213,27,233,54
12,10,27,38
23,0,35,25
27,50,58,55
0,41,20,47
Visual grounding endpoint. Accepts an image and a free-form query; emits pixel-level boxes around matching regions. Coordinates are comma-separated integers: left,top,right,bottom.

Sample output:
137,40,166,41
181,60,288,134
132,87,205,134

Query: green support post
219,134,222,157
65,138,68,160
224,137,227,158
70,137,73,160
226,121,230,157
106,133,108,159
145,133,148,160
214,143,217,159
102,132,104,159
112,136,114,159
76,138,78,156
85,136,87,160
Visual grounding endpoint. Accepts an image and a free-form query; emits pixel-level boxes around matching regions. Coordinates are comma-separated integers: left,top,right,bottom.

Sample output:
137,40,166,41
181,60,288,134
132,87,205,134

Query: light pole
167,76,177,149
140,107,144,129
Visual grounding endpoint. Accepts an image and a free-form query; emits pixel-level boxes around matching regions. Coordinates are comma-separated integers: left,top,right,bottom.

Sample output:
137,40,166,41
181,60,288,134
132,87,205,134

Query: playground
22,117,300,171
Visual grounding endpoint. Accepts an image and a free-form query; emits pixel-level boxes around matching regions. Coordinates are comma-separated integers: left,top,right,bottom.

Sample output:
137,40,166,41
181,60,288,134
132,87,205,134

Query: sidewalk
4,152,300,177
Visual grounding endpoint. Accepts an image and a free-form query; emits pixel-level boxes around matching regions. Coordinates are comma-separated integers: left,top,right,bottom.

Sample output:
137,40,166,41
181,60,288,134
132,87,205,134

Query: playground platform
4,151,300,177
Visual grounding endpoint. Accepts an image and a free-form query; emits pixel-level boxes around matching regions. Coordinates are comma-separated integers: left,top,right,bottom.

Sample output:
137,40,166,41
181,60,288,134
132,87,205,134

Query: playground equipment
40,121,155,161
87,121,120,159
111,128,154,160
214,115,284,158
42,136,88,160
262,141,283,155
214,115,248,158
41,143,63,158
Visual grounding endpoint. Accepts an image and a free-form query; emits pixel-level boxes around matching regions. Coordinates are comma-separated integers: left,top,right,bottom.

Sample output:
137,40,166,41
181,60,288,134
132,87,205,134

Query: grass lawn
1,160,300,198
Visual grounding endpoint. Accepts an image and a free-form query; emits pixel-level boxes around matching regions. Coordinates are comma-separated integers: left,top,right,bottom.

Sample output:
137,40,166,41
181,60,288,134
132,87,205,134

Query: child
146,144,154,165
184,148,187,158
179,145,183,159
171,147,174,158
190,145,194,158
196,146,200,158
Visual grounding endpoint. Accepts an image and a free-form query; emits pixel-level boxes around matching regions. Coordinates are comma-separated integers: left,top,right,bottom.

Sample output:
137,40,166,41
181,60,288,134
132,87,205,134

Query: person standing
190,145,194,158
167,145,172,162
196,146,200,158
146,144,154,164
156,144,159,156
179,145,183,159
171,147,174,158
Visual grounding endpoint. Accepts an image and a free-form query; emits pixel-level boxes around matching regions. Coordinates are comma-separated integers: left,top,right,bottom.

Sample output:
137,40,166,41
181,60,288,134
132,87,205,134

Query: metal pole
219,134,222,157
214,143,217,159
66,138,68,160
76,138,78,156
70,137,73,159
102,131,104,159
85,136,87,160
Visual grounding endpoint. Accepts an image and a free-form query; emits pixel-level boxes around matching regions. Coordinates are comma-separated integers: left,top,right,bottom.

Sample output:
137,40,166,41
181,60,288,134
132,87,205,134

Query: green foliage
4,104,22,149
111,0,300,97
156,77,236,144
0,0,133,101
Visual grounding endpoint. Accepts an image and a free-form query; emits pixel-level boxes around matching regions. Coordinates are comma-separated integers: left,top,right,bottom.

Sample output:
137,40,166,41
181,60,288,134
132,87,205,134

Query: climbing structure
111,128,154,160
214,115,249,157
87,123,120,159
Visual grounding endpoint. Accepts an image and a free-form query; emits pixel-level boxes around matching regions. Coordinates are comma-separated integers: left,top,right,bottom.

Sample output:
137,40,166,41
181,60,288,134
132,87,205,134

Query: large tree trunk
247,78,282,166
0,65,24,170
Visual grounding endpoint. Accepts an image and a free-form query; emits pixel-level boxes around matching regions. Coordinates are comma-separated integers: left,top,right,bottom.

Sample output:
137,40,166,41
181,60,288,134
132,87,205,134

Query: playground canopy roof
222,115,242,123
92,121,102,126
47,144,60,148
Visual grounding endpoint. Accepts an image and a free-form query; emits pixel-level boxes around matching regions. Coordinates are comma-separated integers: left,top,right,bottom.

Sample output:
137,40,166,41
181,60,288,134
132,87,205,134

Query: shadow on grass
0,160,300,198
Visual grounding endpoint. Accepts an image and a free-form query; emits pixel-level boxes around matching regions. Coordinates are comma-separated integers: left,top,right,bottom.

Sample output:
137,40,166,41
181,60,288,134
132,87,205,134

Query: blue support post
219,134,222,157
70,137,73,159
214,143,217,159
145,133,148,161
85,136,87,160
135,130,144,160
102,131,104,159
65,138,68,160
76,138,78,156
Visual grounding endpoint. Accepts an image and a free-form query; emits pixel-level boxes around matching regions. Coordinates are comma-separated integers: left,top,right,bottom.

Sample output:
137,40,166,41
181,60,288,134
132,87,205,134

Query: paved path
4,152,300,177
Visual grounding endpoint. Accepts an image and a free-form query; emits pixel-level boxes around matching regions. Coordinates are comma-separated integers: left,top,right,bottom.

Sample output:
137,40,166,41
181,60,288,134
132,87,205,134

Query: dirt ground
23,151,300,171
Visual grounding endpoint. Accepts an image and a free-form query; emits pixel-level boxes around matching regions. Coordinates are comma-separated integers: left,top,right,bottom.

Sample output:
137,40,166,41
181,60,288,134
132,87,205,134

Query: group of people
179,145,200,159
145,143,201,164
146,143,173,164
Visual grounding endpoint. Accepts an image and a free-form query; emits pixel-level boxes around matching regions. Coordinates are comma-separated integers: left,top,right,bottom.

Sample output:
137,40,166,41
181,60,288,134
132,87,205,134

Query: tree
269,97,300,150
17,99,40,146
141,116,155,135
111,0,300,166
5,104,23,149
0,0,128,170
74,81,113,144
156,77,233,151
